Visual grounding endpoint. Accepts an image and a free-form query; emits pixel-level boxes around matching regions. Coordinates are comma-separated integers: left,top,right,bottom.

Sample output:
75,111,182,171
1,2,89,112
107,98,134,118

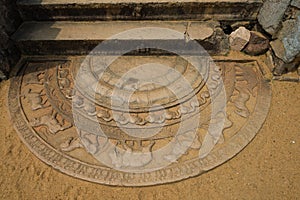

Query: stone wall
0,0,22,80
258,0,300,75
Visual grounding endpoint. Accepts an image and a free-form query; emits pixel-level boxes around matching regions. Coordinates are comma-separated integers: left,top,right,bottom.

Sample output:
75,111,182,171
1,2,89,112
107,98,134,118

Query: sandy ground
0,79,299,200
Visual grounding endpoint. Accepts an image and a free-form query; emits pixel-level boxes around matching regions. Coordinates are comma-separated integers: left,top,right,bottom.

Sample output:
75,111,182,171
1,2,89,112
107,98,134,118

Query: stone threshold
12,21,228,55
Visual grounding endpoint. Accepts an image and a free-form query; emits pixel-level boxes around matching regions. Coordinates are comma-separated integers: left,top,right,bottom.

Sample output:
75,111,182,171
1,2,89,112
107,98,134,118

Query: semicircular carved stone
8,55,271,186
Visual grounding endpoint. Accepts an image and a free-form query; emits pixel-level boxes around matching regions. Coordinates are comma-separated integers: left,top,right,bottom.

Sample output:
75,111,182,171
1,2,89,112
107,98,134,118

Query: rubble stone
229,27,251,51
258,0,291,35
281,17,300,63
291,0,300,8
271,40,287,62
243,31,269,56
271,16,300,63
271,50,300,76
284,6,300,20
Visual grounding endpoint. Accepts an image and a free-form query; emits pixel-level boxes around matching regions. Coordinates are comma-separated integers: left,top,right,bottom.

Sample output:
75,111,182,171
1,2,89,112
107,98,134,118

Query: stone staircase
13,0,263,56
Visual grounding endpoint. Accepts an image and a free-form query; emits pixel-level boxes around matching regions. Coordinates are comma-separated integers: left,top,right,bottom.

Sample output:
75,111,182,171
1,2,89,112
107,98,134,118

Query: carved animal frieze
30,111,72,134
8,57,271,186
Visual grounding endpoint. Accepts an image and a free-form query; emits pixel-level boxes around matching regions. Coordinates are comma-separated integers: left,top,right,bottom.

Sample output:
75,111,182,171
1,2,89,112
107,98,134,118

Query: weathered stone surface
281,17,300,63
291,0,300,8
17,0,263,21
229,27,251,51
13,21,228,55
284,6,300,20
8,55,271,186
0,0,22,80
277,19,298,39
272,55,285,76
271,51,300,75
204,27,230,55
272,72,300,82
243,31,269,56
230,21,252,31
271,16,300,63
258,0,291,35
273,56,297,75
270,40,286,61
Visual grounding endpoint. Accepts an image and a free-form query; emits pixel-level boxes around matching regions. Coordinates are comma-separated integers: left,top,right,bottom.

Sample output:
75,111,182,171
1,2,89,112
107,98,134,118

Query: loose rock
281,17,300,63
270,40,287,62
243,31,269,56
291,0,300,9
229,27,250,51
258,0,291,35
271,16,300,63
272,56,294,76
271,51,300,76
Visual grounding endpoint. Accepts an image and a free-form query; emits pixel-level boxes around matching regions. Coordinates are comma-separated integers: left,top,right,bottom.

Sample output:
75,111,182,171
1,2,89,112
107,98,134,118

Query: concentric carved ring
8,56,271,186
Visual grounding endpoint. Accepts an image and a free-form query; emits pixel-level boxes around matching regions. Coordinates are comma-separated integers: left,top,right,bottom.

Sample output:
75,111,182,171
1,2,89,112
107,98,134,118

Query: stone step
17,0,262,21
12,21,229,55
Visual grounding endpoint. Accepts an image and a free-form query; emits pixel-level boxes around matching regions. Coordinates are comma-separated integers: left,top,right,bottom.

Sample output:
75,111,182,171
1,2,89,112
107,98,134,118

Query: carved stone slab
8,55,271,186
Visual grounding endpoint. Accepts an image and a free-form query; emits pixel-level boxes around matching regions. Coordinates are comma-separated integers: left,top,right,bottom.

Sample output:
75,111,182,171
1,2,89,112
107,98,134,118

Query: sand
0,79,299,199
